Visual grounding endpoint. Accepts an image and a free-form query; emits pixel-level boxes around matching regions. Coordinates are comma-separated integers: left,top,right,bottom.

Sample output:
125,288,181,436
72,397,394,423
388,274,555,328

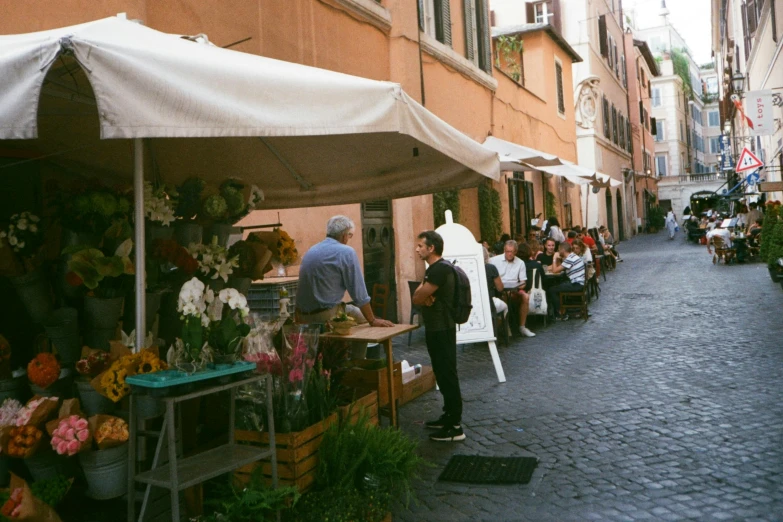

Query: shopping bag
528,269,548,316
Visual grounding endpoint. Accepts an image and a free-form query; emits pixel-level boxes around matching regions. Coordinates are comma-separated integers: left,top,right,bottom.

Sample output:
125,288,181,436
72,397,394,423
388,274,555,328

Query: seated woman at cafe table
527,239,542,262
546,242,586,320
599,226,621,263
537,238,557,267
706,224,732,249
489,240,535,337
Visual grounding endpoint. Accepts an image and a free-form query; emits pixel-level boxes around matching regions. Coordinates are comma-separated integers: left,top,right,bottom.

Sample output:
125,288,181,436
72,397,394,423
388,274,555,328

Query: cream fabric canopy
0,16,499,207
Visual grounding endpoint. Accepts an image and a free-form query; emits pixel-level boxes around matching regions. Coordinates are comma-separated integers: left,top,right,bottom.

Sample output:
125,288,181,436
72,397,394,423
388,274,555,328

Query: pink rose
57,441,68,455
75,419,88,431
66,440,79,454
77,430,89,442
66,428,75,440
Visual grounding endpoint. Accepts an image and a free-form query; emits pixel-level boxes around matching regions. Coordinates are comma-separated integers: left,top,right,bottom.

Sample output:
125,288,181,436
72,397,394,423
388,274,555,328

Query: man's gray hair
505,240,518,251
326,215,355,239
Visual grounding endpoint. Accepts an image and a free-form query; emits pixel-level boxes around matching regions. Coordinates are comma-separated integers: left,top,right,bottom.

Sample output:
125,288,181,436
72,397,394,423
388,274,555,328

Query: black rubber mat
438,455,538,484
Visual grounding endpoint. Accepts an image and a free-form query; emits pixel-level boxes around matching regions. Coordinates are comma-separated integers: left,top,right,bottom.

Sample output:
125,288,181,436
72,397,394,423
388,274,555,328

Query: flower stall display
59,186,132,241
188,238,239,285
15,397,59,429
247,228,298,276
27,354,61,390
95,347,167,403
49,416,91,456
143,181,177,228
6,426,44,458
91,416,129,449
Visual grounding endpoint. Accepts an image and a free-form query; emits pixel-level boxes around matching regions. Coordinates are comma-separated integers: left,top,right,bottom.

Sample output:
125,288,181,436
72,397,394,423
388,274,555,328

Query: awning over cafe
0,16,500,208
482,137,564,170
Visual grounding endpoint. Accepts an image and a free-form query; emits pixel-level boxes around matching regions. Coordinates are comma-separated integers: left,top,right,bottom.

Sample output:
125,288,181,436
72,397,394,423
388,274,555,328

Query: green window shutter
478,0,493,73
435,0,453,47
464,0,475,61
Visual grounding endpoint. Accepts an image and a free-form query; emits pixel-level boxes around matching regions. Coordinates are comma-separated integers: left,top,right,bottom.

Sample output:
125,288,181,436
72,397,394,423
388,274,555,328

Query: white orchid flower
16,220,27,231
115,238,133,258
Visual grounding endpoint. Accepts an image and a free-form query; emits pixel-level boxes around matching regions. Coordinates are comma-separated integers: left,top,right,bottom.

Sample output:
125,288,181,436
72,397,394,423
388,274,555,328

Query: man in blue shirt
297,215,394,328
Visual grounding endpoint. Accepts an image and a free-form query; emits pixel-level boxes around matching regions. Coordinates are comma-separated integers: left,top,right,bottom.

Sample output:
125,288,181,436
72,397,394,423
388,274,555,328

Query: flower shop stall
0,15,501,521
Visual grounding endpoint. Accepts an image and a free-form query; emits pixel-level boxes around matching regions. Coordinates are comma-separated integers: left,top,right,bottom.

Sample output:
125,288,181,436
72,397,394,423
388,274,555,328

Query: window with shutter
555,60,565,114
598,15,608,57
612,105,618,144
464,0,478,64
477,0,493,73
614,42,619,77
603,96,610,138
435,0,452,47
651,117,659,138
421,0,436,35
621,55,627,88
656,155,667,176
619,115,625,149
742,2,751,60
627,120,633,152
652,88,661,107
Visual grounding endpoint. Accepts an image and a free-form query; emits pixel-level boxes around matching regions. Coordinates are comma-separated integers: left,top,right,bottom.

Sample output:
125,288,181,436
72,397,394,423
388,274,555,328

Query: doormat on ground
438,455,538,485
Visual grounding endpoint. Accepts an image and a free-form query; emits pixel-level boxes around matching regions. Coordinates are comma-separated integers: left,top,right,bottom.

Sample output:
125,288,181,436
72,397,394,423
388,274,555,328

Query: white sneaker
519,326,536,337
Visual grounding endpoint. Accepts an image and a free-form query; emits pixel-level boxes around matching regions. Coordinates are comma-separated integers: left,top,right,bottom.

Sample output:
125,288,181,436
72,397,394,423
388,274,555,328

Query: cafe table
321,323,419,427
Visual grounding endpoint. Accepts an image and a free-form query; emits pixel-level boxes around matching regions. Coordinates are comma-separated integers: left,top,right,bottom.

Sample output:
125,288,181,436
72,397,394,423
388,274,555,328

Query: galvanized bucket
174,222,202,248
76,378,116,416
79,444,128,500
10,269,53,324
44,308,80,365
0,375,28,404
84,296,124,350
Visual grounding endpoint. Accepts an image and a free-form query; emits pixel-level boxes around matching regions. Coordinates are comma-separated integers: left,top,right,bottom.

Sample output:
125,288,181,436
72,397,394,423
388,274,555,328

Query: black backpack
445,259,472,325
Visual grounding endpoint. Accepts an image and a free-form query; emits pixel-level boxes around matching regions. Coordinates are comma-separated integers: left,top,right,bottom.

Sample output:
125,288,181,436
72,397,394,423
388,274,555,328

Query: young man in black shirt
412,230,464,442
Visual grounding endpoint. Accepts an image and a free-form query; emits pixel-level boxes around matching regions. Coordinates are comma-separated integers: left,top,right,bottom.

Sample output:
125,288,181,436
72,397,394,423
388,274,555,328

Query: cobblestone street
391,233,783,521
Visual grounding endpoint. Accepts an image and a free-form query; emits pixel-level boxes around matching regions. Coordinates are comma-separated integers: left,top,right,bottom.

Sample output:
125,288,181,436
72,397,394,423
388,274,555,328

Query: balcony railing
678,172,726,182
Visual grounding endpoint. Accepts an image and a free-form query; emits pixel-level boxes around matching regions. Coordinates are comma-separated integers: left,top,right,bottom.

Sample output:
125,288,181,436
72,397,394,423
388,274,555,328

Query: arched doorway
616,194,625,240
605,189,614,238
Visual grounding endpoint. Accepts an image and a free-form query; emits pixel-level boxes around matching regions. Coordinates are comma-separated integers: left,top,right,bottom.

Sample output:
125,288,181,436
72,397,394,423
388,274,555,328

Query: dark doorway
361,200,397,322
616,194,624,240
508,173,534,238
605,189,614,238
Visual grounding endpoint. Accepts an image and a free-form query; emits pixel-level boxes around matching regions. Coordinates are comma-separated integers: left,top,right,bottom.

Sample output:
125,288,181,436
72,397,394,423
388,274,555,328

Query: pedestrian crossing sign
735,147,764,173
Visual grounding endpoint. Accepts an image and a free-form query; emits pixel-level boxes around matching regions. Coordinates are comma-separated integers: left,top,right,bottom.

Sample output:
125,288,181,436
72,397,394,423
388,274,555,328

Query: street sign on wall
719,134,734,171
759,181,783,192
735,147,764,173
746,90,775,136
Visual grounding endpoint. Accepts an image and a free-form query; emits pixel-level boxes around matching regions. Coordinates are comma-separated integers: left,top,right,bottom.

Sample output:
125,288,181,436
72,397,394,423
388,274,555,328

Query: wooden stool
559,287,589,321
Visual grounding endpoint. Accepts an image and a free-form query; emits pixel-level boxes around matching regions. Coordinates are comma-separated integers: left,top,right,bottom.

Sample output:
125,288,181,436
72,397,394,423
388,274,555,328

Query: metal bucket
0,375,28,404
84,296,123,350
147,223,174,248
76,378,116,416
174,222,202,248
10,269,53,324
136,395,165,420
79,444,128,500
206,223,235,247
44,308,81,366
25,449,61,481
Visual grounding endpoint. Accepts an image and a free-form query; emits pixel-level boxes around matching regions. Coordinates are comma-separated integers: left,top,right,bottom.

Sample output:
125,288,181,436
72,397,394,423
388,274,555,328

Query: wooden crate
399,365,436,406
338,390,379,426
234,412,338,492
340,360,402,407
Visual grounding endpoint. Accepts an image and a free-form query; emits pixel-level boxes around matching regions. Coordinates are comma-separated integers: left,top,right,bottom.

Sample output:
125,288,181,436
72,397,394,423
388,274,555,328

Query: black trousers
547,281,584,316
425,328,462,426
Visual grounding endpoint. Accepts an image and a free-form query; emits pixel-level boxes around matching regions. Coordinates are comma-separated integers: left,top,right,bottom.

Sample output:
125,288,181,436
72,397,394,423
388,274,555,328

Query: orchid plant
143,181,177,227
172,277,252,366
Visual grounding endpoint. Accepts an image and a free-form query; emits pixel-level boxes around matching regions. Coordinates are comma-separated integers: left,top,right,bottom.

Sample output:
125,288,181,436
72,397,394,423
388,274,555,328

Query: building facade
0,0,584,322
713,0,783,203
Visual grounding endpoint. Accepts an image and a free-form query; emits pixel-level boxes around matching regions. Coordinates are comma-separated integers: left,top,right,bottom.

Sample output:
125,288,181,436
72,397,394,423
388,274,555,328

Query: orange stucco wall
0,0,583,322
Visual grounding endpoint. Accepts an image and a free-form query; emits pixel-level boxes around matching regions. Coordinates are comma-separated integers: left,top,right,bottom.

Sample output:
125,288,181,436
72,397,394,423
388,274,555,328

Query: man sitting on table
489,240,535,337
547,242,586,320
297,215,394,327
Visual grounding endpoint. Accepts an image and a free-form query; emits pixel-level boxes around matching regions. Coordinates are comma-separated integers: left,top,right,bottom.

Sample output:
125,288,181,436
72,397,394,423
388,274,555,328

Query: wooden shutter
551,0,562,32
478,0,493,73
741,2,751,61
527,2,535,23
464,0,476,61
436,0,453,47
651,117,657,136
556,61,565,113
599,15,608,57
639,101,644,122
627,120,632,152
603,97,610,137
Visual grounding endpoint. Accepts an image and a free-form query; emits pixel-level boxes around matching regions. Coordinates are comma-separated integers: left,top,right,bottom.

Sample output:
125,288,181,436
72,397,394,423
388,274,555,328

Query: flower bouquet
89,415,129,450
188,238,239,284
0,473,67,520
49,415,91,456
202,179,264,224
247,228,297,276
15,397,60,429
27,354,61,391
59,186,132,240
143,181,177,228
75,350,112,380
93,347,166,403
0,399,23,428
0,212,44,276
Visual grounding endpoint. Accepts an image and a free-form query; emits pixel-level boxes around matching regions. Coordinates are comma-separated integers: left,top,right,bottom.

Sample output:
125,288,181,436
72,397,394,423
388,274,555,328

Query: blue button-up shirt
297,237,371,313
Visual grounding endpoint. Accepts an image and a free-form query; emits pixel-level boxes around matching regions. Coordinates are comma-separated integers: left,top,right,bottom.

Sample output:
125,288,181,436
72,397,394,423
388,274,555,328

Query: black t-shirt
523,259,543,291
538,253,554,266
422,259,456,332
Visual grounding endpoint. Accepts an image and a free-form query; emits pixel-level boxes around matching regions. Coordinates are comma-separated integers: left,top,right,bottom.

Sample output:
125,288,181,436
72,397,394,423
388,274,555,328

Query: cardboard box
400,365,436,406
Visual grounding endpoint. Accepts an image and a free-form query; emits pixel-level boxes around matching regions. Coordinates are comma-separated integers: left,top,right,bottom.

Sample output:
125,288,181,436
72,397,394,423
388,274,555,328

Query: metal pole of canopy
134,138,146,352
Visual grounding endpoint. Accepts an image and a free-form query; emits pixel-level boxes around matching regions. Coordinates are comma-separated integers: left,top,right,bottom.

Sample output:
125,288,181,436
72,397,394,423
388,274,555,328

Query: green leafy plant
495,35,524,83
765,222,783,268
433,189,460,228
671,48,693,99
478,180,502,245
65,239,134,298
285,488,391,522
199,468,300,522
545,190,558,222
172,177,206,221
760,202,781,263
646,205,666,230
60,187,132,237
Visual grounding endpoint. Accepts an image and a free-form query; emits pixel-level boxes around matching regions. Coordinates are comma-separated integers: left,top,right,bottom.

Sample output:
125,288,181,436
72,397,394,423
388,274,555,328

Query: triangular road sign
736,147,764,173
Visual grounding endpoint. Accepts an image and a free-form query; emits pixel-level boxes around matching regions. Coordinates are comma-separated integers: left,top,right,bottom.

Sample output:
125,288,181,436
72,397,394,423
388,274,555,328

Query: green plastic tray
127,361,256,389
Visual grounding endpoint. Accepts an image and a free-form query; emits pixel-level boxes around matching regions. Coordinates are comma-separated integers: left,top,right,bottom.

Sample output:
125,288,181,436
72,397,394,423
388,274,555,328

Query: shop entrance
605,189,614,238
361,200,397,322
616,194,625,240
508,173,535,238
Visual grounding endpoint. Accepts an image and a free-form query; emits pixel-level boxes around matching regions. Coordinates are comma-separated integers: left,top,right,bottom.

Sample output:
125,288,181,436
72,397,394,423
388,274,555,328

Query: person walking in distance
412,231,465,442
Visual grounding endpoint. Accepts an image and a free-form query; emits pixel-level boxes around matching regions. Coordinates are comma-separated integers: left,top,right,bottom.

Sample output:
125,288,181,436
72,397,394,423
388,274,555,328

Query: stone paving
391,233,783,521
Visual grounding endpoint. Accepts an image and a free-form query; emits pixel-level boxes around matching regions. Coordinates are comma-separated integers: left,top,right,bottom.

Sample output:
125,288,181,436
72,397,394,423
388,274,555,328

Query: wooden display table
322,323,418,427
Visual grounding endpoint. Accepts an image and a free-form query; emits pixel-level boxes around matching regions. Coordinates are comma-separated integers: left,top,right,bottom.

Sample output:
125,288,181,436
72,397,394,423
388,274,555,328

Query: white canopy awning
537,163,623,188
0,17,500,207
482,136,563,170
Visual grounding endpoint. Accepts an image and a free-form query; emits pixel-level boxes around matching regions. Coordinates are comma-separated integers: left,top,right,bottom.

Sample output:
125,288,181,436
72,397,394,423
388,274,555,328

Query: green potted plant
59,187,132,247
0,211,53,324
66,239,134,350
143,181,177,247
760,201,782,281
646,206,666,233
172,177,206,247
203,180,264,247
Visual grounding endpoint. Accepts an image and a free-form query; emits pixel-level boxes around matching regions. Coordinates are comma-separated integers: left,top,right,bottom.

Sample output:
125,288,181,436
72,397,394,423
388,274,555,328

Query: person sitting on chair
489,240,535,338
538,238,557,267
482,246,508,322
547,242,586,320
517,243,543,293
